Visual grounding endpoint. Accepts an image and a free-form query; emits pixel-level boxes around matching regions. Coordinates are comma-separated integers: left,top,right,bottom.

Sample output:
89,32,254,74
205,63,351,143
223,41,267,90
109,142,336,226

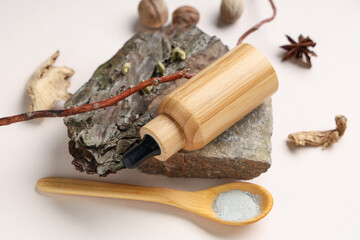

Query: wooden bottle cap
140,114,186,161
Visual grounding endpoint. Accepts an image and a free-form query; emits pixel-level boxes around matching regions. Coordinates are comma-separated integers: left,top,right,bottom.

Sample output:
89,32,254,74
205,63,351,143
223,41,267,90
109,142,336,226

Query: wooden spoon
37,177,273,225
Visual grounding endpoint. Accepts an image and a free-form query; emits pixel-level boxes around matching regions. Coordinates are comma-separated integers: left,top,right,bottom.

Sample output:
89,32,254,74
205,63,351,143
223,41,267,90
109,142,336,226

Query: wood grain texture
142,43,278,160
37,177,273,225
140,114,185,160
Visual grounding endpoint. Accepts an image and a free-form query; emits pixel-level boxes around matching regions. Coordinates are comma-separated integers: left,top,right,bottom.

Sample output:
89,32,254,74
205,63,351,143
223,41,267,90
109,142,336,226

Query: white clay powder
213,190,260,221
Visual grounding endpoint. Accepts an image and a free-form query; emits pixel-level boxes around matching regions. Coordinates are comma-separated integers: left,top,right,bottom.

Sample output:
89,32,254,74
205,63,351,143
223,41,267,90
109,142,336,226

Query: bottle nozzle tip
123,135,161,169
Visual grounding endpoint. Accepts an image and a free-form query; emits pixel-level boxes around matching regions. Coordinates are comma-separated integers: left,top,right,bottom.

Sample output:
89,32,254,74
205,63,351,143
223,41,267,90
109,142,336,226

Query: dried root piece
26,51,74,111
288,115,347,149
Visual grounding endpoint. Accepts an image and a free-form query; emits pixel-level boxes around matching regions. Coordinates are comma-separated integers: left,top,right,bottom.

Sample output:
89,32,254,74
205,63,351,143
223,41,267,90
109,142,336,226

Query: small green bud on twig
156,61,166,75
171,47,186,62
121,62,131,75
140,79,153,94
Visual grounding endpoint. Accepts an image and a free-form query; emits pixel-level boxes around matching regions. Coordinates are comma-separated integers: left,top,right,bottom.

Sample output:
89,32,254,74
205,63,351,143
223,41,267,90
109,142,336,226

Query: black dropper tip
123,134,161,169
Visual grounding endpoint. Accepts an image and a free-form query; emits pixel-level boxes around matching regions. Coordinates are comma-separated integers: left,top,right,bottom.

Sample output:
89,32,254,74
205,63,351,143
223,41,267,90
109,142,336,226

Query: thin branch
0,70,194,126
237,0,277,45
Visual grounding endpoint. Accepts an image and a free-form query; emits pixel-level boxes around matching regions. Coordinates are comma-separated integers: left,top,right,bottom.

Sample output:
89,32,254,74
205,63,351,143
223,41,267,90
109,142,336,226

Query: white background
0,0,359,239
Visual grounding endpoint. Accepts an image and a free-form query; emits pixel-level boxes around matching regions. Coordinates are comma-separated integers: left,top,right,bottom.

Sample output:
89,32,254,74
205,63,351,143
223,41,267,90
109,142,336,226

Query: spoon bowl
37,177,273,225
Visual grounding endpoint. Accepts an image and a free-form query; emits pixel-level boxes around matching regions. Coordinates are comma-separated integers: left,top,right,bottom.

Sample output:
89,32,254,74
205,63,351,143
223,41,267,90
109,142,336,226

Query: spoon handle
37,177,176,204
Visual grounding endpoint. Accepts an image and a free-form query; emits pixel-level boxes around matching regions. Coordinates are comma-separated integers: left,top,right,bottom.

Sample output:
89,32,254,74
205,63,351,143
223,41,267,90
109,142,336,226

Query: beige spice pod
140,43,278,161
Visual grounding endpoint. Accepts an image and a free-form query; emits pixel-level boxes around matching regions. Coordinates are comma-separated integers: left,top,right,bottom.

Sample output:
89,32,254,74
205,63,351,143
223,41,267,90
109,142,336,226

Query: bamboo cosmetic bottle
123,43,278,168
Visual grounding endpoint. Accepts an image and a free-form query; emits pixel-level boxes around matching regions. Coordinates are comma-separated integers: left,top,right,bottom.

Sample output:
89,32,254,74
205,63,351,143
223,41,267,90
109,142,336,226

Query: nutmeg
220,0,244,24
172,6,200,26
138,0,168,29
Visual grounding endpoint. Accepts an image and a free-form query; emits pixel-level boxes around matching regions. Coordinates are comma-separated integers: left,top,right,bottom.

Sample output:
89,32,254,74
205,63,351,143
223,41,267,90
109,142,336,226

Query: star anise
280,35,317,68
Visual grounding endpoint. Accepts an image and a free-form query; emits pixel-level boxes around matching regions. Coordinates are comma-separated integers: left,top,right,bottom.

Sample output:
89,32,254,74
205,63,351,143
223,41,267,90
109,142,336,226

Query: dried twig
288,115,347,149
0,70,194,126
237,0,277,45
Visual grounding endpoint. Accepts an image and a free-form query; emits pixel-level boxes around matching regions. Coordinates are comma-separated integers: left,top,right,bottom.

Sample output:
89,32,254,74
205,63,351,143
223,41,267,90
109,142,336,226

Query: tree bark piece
64,25,273,179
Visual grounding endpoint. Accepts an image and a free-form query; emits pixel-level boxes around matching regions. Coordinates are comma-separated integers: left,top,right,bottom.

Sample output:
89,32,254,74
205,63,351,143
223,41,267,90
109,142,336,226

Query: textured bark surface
64,24,273,179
